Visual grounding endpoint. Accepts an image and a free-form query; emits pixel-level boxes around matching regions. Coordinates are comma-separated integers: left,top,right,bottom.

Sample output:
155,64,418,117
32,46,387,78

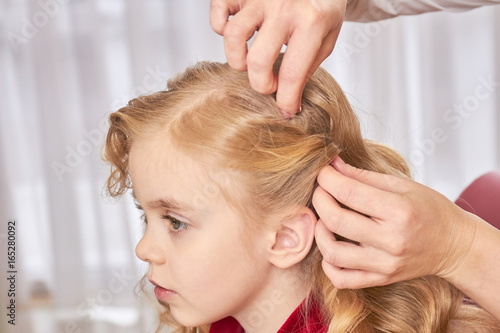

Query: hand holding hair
313,156,500,320
209,0,346,117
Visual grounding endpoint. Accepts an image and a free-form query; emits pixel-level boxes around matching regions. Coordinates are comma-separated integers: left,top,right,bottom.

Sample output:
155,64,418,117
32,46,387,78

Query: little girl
103,57,499,332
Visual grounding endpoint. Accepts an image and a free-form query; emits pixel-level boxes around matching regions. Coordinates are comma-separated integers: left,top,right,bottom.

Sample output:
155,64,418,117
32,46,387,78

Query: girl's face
129,135,274,327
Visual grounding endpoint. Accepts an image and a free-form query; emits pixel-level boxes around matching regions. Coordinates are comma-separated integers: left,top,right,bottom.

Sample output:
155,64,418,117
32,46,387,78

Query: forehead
128,134,233,211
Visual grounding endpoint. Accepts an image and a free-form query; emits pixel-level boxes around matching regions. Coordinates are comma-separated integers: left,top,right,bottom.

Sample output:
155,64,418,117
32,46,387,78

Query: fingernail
281,110,290,119
331,156,346,168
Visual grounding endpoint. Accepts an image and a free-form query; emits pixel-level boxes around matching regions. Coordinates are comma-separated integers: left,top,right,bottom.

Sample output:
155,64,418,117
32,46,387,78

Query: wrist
436,210,480,282
438,213,500,319
438,212,497,285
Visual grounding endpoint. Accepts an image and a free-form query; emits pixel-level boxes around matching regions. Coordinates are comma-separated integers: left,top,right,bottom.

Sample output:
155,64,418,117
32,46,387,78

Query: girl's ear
268,207,317,269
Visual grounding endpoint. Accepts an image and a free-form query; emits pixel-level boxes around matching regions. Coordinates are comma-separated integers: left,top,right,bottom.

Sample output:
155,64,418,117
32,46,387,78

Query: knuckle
372,276,392,287
209,0,222,12
209,0,225,7
330,214,344,235
224,18,254,42
383,258,401,276
351,166,369,180
389,237,409,256
295,5,330,29
212,25,225,35
320,209,342,235
340,183,358,207
223,22,245,40
246,50,276,93
209,2,228,32
321,261,347,289
246,52,270,73
320,247,340,267
277,64,302,83
396,198,418,226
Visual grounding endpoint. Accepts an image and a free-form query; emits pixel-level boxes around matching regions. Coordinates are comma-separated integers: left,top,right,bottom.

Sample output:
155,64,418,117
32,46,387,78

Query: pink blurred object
455,171,500,230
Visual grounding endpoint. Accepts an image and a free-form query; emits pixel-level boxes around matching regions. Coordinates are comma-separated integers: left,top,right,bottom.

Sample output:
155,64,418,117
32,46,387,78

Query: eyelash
135,200,188,234
161,214,189,234
135,203,147,225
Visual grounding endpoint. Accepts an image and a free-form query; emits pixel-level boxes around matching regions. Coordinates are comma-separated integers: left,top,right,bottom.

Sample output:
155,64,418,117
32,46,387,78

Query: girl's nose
135,227,165,265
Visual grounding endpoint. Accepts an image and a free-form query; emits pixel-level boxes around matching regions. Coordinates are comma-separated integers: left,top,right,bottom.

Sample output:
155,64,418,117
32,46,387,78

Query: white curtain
0,1,498,332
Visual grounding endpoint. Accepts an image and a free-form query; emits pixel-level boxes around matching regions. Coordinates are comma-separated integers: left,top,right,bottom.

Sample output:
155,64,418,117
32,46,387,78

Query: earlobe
269,207,317,269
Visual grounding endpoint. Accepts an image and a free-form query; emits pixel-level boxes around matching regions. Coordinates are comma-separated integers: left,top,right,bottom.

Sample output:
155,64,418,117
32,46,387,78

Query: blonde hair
103,57,499,332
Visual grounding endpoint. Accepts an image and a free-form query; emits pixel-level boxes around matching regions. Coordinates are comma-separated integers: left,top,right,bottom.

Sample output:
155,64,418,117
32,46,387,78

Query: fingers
274,31,322,115
246,20,290,94
321,261,392,289
209,0,233,35
316,219,401,289
275,27,340,116
315,220,400,283
316,162,400,220
223,6,262,70
212,0,343,117
312,186,384,247
331,156,409,193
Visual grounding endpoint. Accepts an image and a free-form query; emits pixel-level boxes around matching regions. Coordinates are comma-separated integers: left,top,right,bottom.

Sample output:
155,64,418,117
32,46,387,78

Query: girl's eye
134,202,147,225
161,214,189,233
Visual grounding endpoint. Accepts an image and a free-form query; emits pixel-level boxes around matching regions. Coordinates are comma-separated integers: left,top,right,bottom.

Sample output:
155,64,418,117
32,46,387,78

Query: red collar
209,298,327,333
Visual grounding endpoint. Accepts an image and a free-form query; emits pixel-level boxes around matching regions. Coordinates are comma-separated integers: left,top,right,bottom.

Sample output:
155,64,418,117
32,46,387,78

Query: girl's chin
167,306,215,329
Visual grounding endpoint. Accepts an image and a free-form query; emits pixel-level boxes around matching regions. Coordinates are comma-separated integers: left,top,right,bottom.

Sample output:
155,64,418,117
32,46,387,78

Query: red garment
209,298,327,333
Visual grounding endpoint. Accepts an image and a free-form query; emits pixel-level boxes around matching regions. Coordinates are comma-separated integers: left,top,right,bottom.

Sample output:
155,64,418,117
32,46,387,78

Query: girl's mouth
149,279,177,300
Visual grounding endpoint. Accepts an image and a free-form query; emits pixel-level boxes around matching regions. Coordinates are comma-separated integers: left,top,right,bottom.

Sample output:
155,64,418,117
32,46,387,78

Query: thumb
331,156,408,193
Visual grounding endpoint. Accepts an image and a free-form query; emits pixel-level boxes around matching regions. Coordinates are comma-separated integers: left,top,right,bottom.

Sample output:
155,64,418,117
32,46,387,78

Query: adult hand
313,156,480,288
313,157,500,320
210,0,346,117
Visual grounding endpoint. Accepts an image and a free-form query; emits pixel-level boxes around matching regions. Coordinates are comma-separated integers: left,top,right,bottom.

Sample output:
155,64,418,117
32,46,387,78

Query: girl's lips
154,285,177,300
149,279,177,300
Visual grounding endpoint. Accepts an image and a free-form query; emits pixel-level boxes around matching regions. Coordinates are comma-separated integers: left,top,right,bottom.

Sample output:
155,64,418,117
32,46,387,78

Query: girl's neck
235,266,310,333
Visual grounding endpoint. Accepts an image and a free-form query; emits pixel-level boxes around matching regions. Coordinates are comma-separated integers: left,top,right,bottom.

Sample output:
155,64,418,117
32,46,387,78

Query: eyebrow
131,190,194,212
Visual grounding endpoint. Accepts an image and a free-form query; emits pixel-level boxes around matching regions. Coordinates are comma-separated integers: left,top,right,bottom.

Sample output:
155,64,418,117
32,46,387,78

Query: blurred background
0,1,499,332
